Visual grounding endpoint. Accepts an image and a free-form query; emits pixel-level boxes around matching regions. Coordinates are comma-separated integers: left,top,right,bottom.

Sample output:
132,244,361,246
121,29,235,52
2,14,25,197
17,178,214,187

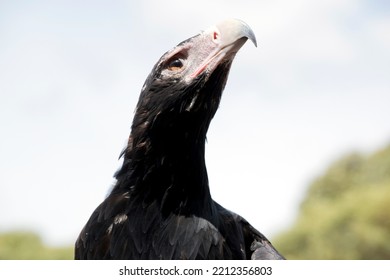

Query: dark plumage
75,19,284,260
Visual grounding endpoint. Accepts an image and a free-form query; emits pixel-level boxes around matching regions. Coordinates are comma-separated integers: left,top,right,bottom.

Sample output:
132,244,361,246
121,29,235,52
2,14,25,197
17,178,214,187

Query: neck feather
114,110,213,216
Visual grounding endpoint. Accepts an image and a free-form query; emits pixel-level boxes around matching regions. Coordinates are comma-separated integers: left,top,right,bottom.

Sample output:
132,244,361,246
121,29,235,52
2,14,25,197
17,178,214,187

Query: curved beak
190,19,257,79
215,18,257,48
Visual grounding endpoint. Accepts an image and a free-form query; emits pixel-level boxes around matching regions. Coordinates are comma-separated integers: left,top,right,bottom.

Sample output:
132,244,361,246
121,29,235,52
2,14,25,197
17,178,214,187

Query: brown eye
167,58,184,71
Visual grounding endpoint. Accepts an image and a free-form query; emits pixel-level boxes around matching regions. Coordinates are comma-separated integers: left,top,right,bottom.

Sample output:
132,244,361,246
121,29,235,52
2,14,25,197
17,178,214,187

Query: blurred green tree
0,231,73,259
274,144,390,259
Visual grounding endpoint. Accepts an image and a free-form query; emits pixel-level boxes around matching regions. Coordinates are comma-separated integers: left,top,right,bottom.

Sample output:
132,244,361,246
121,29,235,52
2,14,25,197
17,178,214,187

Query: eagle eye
167,58,184,71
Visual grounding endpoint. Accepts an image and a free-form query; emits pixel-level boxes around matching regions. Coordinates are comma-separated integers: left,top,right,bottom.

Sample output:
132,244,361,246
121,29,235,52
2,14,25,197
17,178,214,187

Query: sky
0,0,389,246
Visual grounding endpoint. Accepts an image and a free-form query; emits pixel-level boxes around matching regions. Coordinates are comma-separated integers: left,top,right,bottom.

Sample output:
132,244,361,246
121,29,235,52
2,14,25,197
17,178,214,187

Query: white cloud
369,17,390,50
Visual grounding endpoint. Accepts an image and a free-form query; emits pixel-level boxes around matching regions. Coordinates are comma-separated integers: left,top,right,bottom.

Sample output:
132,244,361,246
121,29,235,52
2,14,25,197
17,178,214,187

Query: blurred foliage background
274,143,390,259
1,143,389,259
0,231,73,259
